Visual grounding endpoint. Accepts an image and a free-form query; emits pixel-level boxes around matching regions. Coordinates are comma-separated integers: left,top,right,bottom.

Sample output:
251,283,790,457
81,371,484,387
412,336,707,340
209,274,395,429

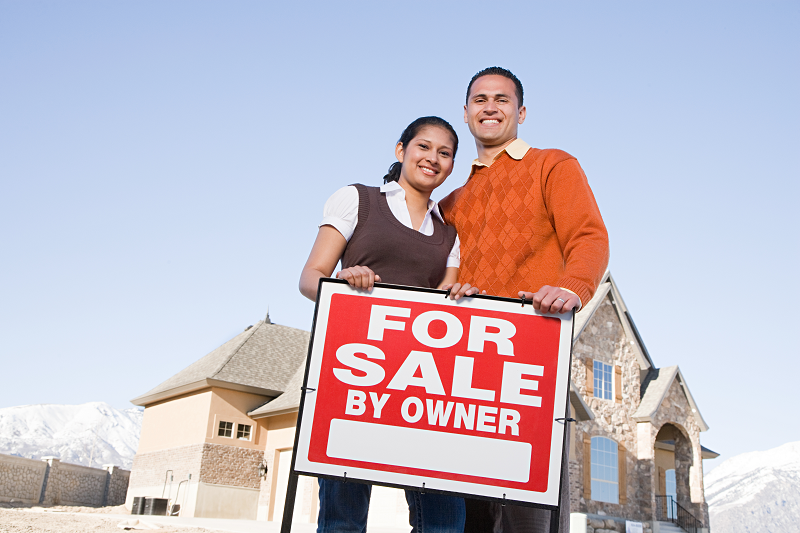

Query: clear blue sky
1,1,798,467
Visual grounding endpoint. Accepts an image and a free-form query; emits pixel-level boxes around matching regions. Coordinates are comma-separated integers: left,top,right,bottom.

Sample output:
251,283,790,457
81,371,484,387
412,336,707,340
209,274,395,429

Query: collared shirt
465,138,582,309
466,138,532,182
320,182,460,268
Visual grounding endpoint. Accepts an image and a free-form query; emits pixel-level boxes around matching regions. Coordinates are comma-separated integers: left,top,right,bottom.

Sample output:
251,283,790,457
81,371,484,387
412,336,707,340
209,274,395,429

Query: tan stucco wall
137,388,269,455
137,390,214,454
256,413,299,520
205,388,269,450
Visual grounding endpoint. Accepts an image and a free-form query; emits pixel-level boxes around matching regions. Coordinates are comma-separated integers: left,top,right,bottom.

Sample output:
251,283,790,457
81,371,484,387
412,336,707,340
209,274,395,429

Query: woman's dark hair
383,116,458,184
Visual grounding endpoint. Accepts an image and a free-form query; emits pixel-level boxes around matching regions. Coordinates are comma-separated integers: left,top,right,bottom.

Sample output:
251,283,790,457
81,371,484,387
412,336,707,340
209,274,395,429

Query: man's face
464,75,526,147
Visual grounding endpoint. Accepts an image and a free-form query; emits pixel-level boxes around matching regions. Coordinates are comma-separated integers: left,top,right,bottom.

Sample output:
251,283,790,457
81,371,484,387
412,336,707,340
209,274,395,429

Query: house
127,272,715,531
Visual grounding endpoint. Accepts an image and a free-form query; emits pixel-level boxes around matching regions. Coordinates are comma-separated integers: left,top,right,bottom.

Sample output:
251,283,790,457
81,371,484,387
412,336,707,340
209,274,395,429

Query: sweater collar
467,138,531,181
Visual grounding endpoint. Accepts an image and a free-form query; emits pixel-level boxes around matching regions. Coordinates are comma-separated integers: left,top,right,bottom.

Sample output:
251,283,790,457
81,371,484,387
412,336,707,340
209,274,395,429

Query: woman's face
395,126,456,195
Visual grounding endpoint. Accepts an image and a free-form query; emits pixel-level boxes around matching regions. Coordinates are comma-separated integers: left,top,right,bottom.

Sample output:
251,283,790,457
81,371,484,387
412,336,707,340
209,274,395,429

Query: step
654,522,685,533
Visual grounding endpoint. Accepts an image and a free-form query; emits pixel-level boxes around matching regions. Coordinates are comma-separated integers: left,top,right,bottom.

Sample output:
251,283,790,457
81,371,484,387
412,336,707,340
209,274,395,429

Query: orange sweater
439,144,609,304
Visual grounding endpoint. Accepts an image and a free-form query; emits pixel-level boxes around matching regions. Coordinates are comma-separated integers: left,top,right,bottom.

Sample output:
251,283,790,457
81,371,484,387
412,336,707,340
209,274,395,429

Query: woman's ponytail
383,161,402,183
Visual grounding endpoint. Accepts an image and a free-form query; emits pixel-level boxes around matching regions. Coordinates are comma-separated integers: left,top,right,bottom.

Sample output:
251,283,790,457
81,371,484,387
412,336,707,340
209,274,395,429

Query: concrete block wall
0,454,48,504
104,465,131,506
0,453,129,506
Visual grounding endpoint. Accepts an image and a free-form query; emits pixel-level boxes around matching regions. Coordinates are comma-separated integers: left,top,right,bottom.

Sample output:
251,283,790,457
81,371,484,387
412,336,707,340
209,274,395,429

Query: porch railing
655,495,704,533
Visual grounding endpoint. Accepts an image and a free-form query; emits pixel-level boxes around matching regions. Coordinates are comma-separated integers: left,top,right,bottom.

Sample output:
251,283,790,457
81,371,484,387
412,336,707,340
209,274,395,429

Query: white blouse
320,182,460,268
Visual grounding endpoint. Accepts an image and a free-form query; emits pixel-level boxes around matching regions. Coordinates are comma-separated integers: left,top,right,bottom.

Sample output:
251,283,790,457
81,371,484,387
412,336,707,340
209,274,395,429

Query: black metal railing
655,495,704,533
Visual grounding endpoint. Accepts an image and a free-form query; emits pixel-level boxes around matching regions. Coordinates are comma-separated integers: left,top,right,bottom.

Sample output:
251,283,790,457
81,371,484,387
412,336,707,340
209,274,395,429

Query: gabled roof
248,363,306,418
131,318,310,406
633,365,709,432
573,272,654,371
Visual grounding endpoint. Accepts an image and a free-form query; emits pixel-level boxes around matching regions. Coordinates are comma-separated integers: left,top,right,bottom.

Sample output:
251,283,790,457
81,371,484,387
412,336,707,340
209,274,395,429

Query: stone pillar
636,423,656,523
688,440,704,504
40,457,61,505
673,431,692,506
636,422,654,460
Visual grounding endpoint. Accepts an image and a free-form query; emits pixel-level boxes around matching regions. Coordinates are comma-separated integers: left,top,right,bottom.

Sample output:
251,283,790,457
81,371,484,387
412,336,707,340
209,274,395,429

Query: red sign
293,280,572,507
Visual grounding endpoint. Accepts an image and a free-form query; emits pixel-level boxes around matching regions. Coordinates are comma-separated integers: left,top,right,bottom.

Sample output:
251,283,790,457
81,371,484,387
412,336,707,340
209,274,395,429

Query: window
218,421,233,438
591,436,619,504
593,360,613,400
665,469,677,519
237,423,252,441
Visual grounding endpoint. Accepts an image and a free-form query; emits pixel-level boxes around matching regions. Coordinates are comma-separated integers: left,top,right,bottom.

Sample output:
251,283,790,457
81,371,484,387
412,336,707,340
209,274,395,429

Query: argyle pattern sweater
439,146,609,304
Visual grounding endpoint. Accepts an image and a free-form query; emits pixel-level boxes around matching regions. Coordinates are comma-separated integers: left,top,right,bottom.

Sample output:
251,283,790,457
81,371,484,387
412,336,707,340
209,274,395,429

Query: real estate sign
292,279,573,508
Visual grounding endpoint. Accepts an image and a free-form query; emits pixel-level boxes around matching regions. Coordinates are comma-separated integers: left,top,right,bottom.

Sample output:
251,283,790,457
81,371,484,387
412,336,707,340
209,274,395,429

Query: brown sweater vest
341,184,457,289
439,148,609,303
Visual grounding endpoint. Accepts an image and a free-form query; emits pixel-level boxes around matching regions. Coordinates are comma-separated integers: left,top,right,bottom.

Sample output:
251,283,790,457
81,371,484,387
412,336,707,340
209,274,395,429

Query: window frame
236,423,252,441
590,436,619,504
593,360,613,400
218,420,234,438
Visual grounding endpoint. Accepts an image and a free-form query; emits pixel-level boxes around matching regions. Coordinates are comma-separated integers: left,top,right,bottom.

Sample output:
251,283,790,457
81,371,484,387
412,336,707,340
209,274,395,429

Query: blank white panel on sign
326,419,532,483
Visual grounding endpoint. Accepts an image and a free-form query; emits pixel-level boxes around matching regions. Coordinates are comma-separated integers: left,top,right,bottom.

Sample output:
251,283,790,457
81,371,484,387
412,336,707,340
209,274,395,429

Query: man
440,67,610,533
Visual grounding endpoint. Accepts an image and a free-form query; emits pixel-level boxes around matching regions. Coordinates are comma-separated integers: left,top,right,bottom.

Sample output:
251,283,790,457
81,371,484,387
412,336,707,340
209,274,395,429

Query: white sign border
291,279,574,509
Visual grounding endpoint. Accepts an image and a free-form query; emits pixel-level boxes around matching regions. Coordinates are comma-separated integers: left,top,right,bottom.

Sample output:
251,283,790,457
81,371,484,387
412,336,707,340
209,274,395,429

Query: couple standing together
299,67,610,533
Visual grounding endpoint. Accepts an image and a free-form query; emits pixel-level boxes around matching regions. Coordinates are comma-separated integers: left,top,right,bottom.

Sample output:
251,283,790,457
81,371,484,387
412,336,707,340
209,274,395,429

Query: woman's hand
337,265,381,290
441,282,484,301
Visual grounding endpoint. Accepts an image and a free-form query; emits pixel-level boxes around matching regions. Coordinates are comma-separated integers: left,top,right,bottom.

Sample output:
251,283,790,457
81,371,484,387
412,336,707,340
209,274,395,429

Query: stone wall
567,293,710,529
570,298,652,522
104,465,131,506
199,443,262,489
648,378,709,527
0,454,48,503
42,458,107,506
129,443,262,492
128,444,204,490
0,454,129,506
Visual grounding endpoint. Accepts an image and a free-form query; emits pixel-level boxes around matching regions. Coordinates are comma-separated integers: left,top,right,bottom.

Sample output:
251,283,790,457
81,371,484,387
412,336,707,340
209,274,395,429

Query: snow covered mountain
0,402,142,469
705,440,800,532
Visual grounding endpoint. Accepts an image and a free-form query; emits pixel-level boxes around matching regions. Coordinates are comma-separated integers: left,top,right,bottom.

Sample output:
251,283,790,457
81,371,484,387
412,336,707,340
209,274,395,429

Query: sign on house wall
292,279,573,508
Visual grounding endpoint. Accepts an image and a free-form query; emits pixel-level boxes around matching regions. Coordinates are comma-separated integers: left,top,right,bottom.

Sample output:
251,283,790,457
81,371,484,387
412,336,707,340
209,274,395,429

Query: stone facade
199,443,262,489
0,454,128,506
644,377,709,526
0,454,48,503
128,444,204,489
129,443,262,491
104,465,131,506
565,289,710,530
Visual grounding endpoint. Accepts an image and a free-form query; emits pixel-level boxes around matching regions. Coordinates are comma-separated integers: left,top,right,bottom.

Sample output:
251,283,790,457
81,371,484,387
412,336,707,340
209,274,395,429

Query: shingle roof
131,319,310,406
248,363,306,418
633,365,709,431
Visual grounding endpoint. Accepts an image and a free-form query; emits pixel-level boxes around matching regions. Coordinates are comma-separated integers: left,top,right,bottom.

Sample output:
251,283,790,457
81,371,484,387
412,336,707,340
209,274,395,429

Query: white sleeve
320,186,359,241
446,234,461,268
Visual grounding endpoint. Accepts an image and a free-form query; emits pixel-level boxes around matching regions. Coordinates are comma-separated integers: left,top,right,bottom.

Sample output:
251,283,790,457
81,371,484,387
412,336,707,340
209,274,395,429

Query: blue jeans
317,478,465,533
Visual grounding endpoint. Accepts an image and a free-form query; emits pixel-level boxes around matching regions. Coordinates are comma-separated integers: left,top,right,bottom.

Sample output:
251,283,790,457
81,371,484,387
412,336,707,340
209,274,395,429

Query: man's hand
441,283,485,301
337,265,381,290
519,286,580,314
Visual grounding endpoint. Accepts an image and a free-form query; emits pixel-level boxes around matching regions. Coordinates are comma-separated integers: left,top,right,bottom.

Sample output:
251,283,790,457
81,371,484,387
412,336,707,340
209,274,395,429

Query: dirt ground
0,503,219,533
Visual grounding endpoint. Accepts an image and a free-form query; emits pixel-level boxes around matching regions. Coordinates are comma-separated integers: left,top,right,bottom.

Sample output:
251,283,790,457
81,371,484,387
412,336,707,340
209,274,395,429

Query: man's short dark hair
466,67,524,107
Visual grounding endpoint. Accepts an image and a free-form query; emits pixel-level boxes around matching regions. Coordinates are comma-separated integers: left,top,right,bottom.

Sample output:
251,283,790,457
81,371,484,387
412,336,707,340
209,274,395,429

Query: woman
299,116,476,533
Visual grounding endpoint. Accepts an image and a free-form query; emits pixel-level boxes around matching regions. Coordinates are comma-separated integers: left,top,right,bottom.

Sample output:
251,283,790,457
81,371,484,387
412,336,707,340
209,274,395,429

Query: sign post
280,278,574,532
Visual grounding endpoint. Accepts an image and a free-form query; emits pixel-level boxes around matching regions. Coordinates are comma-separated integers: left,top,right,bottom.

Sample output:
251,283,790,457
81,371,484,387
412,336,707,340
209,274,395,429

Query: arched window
591,436,619,504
